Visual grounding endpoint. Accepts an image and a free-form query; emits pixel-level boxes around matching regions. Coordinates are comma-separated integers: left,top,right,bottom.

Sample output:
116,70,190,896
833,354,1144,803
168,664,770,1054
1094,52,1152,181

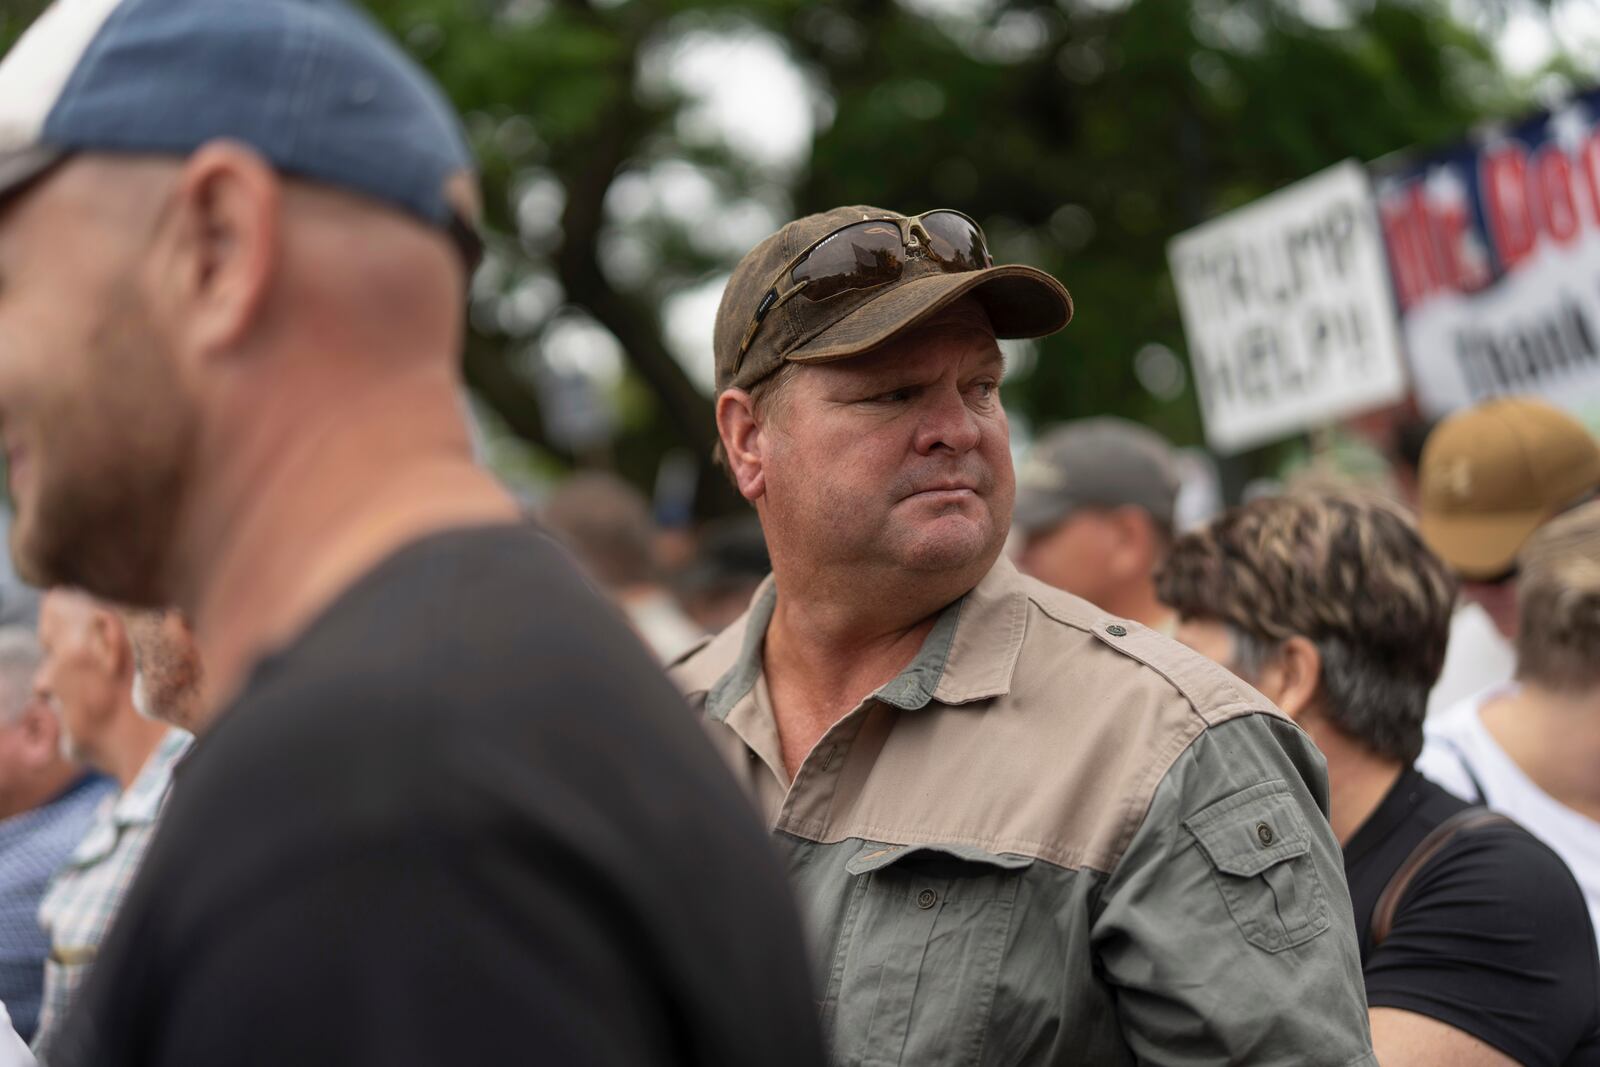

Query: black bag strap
1370,808,1517,948
1433,736,1490,805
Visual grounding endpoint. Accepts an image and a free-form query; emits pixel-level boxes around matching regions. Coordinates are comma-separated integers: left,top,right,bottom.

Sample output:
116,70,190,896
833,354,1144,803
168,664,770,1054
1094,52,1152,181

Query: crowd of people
0,0,1598,1065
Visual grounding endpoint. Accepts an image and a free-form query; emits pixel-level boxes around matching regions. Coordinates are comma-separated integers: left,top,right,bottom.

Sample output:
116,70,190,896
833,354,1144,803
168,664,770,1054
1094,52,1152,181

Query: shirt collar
700,554,1030,721
111,728,192,827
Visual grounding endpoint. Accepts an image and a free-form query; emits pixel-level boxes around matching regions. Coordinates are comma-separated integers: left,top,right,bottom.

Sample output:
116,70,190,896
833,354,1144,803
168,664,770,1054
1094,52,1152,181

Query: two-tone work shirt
671,556,1377,1067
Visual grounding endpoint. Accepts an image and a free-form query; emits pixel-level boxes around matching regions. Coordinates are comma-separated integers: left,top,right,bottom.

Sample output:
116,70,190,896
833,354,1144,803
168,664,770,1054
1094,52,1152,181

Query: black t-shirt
1346,767,1600,1066
55,524,824,1067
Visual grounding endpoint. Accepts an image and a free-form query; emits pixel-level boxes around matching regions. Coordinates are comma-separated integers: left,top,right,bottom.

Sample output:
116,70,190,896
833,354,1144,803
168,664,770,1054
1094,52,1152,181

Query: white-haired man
30,592,190,1061
0,630,110,1047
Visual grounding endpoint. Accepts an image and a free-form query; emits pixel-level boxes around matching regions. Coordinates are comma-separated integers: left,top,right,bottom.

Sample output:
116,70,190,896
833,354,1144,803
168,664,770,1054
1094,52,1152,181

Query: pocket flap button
1257,822,1274,846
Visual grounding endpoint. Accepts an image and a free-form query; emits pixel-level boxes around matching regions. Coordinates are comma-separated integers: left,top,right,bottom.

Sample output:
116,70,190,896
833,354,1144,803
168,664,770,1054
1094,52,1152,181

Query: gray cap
1013,417,1180,534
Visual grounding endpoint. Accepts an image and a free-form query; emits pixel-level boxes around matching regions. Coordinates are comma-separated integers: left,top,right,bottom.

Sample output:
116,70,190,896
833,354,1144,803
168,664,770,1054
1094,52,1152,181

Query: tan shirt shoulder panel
673,565,1304,876
1019,575,1286,730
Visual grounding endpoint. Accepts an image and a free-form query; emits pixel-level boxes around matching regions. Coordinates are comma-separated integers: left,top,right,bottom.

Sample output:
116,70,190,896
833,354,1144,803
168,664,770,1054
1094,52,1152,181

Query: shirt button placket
775,706,869,830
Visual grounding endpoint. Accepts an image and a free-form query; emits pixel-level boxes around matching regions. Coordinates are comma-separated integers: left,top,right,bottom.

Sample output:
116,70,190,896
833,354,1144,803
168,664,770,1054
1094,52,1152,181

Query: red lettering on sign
1534,145,1580,245
1582,132,1600,231
1483,143,1536,270
1381,191,1434,311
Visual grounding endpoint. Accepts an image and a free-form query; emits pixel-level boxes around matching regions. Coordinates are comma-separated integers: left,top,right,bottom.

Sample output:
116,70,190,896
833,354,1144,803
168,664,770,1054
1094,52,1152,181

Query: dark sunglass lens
921,212,989,271
793,221,904,301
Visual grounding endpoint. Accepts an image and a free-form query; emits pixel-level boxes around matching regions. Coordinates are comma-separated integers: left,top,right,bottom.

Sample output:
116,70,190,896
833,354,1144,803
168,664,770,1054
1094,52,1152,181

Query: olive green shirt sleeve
1092,713,1376,1067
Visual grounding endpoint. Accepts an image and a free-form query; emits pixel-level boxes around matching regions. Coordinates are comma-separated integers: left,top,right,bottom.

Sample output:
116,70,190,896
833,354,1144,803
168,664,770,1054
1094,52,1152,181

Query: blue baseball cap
0,0,482,267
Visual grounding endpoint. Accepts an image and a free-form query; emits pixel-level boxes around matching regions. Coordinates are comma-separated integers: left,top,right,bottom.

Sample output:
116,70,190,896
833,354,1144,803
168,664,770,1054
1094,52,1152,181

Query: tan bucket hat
1418,397,1600,580
711,205,1073,393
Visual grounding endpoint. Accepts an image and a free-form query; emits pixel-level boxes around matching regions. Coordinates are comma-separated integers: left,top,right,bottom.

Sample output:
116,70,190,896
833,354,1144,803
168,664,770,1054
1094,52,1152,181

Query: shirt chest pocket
1183,779,1331,953
822,842,1033,1067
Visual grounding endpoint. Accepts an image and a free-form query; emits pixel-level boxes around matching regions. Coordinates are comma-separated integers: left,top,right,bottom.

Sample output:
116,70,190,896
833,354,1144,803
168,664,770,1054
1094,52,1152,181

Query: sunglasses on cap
734,209,994,374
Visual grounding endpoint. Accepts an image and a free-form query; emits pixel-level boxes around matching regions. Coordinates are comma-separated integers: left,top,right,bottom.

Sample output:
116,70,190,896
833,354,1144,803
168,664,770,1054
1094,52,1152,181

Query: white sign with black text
1168,160,1408,454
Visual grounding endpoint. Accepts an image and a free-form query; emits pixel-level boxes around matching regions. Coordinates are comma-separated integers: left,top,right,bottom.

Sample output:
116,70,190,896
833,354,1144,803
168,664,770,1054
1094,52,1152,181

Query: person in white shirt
1413,398,1600,718
1424,601,1516,719
1418,500,1600,947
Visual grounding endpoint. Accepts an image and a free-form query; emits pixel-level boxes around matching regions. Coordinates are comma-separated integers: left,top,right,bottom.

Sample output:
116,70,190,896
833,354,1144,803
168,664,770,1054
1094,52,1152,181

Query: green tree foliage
375,0,1527,508
0,0,1535,511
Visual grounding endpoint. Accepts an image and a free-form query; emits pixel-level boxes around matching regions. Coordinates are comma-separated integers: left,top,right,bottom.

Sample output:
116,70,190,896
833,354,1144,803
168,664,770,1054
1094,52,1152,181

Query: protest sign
1374,89,1600,424
1169,160,1408,455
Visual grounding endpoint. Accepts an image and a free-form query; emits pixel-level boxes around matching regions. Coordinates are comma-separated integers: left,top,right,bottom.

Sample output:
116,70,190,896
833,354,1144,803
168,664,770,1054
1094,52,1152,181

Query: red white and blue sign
1374,89,1600,421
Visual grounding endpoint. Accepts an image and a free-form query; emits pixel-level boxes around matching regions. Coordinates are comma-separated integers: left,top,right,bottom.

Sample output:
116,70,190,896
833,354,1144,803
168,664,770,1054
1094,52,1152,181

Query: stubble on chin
12,441,189,612
17,461,185,606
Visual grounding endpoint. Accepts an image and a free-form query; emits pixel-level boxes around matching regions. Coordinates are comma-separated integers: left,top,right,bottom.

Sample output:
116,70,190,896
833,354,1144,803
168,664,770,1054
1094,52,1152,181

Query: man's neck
178,364,519,707
765,592,943,710
759,564,969,780
1482,682,1600,820
96,705,171,791
1304,716,1404,846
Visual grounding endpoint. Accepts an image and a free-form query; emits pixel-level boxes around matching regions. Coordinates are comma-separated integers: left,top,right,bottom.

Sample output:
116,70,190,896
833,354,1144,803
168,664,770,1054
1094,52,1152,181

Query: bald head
0,144,471,606
19,151,468,369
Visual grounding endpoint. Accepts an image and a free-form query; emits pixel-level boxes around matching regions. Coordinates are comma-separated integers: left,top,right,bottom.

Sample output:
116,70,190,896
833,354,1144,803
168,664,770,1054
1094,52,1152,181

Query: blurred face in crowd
0,691,67,818
1160,493,1455,768
1018,506,1156,608
0,158,195,605
735,299,1014,586
124,609,207,734
35,591,124,763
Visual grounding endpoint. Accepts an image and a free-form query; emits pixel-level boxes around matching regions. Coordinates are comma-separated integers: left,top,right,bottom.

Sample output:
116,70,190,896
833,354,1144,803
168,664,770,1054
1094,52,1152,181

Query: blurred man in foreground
1014,417,1181,632
30,592,190,1061
541,472,704,662
1419,500,1600,950
1417,397,1600,715
0,1,822,1064
0,630,109,1045
672,205,1374,1065
1161,491,1600,1065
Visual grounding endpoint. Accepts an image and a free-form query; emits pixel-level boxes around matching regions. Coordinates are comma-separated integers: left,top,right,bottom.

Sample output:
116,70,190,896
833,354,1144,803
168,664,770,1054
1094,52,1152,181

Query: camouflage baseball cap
712,205,1074,393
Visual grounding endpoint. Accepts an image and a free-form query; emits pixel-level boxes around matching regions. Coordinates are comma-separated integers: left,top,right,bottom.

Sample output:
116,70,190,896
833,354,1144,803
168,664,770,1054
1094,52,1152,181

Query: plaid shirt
31,731,190,1061
0,775,112,1047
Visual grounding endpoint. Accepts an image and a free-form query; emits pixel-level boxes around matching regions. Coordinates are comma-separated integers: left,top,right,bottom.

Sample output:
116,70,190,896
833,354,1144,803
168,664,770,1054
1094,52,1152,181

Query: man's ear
87,610,132,680
158,140,281,360
1108,505,1158,577
716,389,767,502
1260,634,1322,721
